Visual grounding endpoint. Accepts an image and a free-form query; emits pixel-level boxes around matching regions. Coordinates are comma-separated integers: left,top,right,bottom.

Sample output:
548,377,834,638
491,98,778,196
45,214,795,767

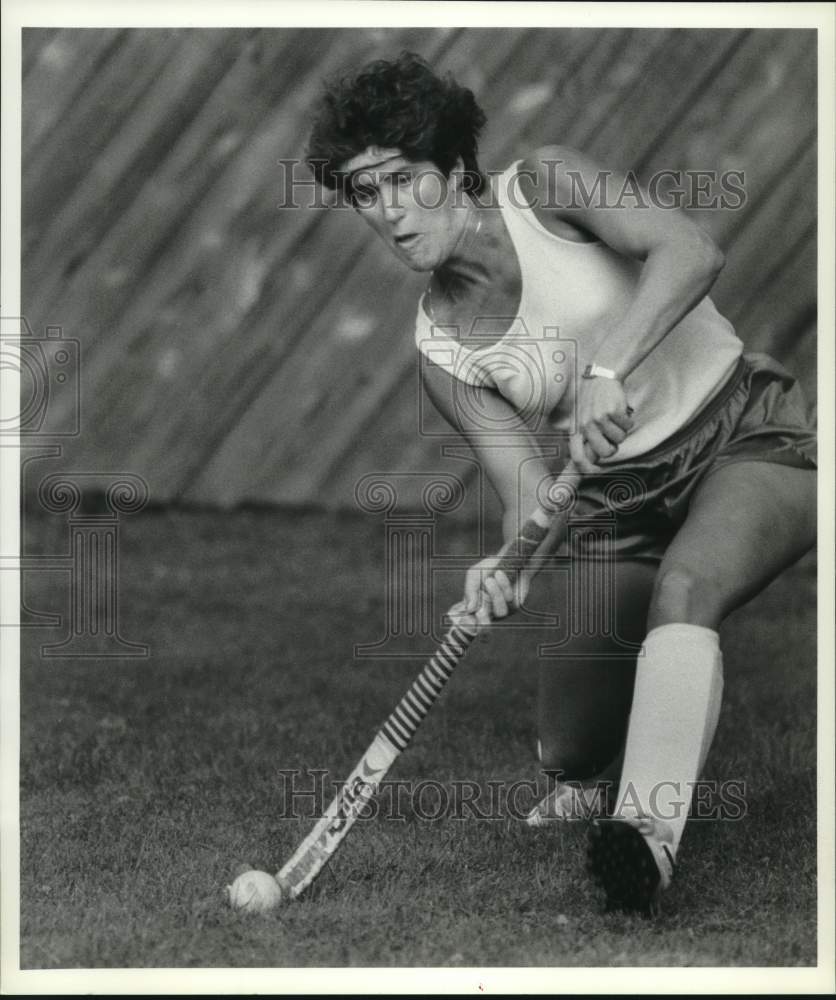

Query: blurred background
21,27,817,513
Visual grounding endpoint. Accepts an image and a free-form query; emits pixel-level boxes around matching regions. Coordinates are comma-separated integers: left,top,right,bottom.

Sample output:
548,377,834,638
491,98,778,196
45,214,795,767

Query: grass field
18,506,818,968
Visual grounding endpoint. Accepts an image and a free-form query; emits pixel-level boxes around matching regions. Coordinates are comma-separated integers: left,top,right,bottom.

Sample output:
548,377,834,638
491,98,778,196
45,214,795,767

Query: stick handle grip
380,619,478,752
492,463,580,585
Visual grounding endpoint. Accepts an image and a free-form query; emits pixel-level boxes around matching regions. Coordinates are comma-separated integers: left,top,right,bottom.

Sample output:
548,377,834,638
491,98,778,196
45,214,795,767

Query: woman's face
348,156,466,272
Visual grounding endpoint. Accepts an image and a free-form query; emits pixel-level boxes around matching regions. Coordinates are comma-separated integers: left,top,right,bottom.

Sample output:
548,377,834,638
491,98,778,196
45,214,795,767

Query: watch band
582,363,618,380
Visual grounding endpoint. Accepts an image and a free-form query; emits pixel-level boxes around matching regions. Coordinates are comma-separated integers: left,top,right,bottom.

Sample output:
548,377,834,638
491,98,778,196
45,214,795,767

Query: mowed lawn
19,507,817,968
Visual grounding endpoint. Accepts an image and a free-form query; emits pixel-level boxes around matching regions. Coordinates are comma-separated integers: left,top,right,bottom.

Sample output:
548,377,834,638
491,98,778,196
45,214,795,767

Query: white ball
227,870,284,913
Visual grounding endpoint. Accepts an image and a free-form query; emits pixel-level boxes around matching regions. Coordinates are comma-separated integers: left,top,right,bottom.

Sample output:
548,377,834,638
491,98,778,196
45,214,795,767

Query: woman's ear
449,157,466,200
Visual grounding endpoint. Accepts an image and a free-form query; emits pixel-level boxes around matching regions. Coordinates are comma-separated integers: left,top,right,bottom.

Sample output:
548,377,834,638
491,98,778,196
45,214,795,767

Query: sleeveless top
414,160,743,463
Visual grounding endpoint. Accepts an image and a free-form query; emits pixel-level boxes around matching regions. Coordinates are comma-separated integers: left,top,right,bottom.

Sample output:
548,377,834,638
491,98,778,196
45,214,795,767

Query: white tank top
414,160,743,463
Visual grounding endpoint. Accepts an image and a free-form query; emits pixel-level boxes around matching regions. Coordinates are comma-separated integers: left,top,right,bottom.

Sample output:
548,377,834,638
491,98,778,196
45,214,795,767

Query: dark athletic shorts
549,352,817,564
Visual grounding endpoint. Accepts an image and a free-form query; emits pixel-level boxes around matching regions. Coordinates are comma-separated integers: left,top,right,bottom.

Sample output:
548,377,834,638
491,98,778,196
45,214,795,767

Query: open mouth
394,233,420,249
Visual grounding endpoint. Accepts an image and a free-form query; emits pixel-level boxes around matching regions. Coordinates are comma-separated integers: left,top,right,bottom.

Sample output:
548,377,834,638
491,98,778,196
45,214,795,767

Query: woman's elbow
657,228,724,289
689,227,725,280
703,239,726,278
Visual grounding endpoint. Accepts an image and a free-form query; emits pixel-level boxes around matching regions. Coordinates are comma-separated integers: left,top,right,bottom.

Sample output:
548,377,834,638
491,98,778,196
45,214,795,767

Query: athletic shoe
586,814,675,917
525,781,611,825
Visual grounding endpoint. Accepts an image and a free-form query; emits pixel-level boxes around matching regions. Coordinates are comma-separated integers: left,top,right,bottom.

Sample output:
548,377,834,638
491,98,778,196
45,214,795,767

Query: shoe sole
587,820,670,917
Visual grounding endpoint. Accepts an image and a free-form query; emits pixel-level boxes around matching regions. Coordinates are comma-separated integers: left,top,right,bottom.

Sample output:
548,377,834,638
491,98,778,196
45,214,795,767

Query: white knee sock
615,623,724,856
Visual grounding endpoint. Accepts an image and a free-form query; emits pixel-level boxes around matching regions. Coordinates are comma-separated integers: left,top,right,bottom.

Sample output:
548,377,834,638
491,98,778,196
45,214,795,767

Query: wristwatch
582,363,618,380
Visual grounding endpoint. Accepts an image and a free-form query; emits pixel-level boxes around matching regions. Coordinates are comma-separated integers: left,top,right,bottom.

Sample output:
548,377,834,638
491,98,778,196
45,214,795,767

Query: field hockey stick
274,464,580,899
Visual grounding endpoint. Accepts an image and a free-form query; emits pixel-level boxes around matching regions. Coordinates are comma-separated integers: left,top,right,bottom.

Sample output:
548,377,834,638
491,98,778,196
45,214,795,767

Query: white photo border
1,1,833,994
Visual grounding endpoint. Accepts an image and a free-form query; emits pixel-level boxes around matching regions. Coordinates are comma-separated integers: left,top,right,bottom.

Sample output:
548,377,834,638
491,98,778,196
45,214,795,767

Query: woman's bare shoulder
516,146,605,242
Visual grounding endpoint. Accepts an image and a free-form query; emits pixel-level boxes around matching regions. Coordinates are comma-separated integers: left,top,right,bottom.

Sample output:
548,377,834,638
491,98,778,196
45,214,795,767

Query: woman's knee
648,564,723,629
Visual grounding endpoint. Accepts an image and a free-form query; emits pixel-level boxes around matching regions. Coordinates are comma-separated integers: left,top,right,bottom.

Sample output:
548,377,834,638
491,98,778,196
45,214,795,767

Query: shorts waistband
634,354,749,463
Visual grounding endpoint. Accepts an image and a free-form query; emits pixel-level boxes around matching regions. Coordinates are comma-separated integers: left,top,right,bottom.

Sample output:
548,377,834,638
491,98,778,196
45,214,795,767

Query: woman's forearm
500,457,551,544
500,451,576,546
594,236,725,381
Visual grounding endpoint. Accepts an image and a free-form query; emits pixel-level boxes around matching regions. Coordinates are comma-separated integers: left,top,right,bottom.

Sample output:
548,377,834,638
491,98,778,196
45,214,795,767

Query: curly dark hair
306,51,488,197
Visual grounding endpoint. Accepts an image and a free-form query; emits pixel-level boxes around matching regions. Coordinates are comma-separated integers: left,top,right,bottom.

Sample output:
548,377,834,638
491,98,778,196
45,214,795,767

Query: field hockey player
306,52,817,916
